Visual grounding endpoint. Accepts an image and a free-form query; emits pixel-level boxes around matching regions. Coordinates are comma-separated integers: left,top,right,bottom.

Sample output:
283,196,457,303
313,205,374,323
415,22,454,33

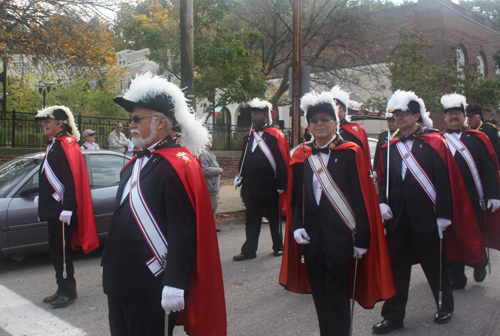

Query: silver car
0,150,130,258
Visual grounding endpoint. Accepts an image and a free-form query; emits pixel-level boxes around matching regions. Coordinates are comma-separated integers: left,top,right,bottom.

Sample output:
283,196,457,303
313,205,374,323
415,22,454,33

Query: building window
477,55,485,76
456,48,465,71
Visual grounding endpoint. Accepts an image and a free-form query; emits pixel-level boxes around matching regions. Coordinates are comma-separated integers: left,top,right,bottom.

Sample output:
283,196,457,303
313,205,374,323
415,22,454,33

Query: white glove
436,218,452,239
161,286,185,314
234,176,242,188
372,171,377,180
34,196,39,208
379,203,393,220
353,247,368,259
277,189,284,194
59,210,73,225
294,228,310,244
487,199,500,213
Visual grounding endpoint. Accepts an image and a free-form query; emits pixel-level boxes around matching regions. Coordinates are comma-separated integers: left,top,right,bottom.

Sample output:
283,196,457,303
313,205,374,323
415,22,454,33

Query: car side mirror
19,185,39,197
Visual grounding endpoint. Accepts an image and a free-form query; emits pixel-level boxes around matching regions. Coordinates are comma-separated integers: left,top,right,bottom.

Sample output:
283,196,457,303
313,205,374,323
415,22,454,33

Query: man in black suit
466,104,500,166
440,94,500,289
373,90,454,334
292,91,370,335
102,73,225,336
35,106,98,308
373,112,400,178
233,98,289,261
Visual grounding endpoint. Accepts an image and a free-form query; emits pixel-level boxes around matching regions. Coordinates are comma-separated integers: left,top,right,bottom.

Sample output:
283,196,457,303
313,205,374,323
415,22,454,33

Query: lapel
304,160,319,209
390,144,404,182
139,155,161,181
326,150,340,181
115,163,133,209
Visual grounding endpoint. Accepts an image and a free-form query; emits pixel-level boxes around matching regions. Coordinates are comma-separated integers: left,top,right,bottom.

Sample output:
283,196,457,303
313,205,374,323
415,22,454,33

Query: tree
458,0,500,26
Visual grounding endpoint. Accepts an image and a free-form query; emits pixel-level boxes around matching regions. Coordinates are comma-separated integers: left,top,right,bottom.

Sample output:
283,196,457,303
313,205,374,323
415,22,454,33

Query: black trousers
305,236,352,336
107,295,179,336
241,194,283,256
381,209,454,321
48,218,76,296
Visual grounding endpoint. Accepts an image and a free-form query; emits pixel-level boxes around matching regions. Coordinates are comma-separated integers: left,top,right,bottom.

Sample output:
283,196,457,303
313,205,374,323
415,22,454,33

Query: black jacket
477,121,500,166
378,130,453,232
102,138,197,301
38,132,77,221
239,129,288,200
292,140,370,264
373,129,401,172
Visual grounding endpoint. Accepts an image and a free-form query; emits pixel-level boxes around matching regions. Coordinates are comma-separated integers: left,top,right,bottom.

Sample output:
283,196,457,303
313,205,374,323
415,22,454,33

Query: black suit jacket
478,122,500,167
102,141,197,301
449,131,500,224
378,136,453,232
373,130,401,172
239,130,288,199
292,142,370,264
38,133,77,221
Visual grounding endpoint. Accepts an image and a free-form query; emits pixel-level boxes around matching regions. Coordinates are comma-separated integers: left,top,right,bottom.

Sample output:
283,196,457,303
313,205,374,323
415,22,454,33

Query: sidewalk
217,181,245,214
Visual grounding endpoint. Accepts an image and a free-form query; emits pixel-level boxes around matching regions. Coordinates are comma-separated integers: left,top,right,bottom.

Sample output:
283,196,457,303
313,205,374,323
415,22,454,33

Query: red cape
58,136,99,254
377,133,486,264
279,142,395,309
340,123,372,171
126,147,227,336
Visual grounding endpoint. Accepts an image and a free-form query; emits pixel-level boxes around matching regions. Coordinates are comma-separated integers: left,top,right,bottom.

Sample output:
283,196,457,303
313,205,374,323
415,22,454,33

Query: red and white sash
253,131,276,175
129,158,169,277
41,142,64,202
308,154,356,231
443,133,484,200
396,142,437,205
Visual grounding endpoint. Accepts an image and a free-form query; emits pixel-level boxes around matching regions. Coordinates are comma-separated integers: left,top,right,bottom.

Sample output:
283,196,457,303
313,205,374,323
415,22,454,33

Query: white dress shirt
312,134,337,205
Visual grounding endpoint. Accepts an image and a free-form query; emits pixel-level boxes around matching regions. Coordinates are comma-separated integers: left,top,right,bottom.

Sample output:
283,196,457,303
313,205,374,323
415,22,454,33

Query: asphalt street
1,217,499,335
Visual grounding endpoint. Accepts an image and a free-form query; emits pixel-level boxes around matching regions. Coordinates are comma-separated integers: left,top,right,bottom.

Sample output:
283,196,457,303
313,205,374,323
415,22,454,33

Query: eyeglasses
393,111,412,118
445,110,464,116
309,115,334,123
129,114,161,124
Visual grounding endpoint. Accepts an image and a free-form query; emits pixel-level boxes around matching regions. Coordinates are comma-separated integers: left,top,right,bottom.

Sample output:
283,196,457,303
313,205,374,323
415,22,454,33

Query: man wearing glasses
233,98,290,261
440,94,500,290
108,123,129,153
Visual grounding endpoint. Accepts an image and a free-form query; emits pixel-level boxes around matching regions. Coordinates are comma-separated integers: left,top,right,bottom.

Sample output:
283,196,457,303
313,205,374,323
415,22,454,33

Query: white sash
129,158,169,277
41,142,64,202
309,154,356,231
443,133,484,200
396,142,437,205
253,131,276,175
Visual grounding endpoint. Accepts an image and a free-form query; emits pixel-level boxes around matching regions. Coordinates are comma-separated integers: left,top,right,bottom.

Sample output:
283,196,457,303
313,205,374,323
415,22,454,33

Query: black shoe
43,290,61,303
233,253,256,261
273,250,283,257
451,278,467,290
216,228,221,232
474,266,487,283
51,294,77,308
372,319,404,334
434,312,452,324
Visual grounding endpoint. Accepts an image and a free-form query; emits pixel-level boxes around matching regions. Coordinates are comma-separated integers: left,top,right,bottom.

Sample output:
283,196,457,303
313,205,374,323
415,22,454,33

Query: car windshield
0,157,42,197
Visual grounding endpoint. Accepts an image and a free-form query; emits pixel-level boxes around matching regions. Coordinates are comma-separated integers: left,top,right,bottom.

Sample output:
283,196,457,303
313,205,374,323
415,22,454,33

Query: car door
86,152,129,242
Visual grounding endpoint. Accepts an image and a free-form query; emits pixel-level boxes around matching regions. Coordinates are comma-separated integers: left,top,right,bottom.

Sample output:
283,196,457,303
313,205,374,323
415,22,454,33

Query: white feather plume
440,93,467,111
300,91,339,121
35,105,80,142
121,72,209,154
386,90,433,129
330,85,350,108
247,98,273,123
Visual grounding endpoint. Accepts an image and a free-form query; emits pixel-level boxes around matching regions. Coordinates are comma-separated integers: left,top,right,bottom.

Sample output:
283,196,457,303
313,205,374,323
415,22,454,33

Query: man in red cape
279,91,394,335
439,93,500,289
35,106,99,308
233,98,290,261
331,86,372,171
103,72,226,336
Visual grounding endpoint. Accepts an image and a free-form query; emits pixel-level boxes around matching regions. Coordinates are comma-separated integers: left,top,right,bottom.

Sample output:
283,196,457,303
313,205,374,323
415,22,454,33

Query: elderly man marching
330,86,372,171
101,73,226,336
466,103,500,166
373,91,455,334
279,91,394,336
233,98,290,261
35,106,99,308
440,93,500,289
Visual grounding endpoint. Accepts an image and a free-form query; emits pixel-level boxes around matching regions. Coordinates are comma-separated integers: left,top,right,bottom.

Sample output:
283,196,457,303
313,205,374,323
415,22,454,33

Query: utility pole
292,0,302,146
180,0,195,107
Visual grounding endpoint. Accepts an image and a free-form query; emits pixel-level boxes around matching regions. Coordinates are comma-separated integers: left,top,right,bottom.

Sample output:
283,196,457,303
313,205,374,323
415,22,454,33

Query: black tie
447,129,461,134
47,139,53,145
400,134,414,143
312,147,329,155
136,149,151,158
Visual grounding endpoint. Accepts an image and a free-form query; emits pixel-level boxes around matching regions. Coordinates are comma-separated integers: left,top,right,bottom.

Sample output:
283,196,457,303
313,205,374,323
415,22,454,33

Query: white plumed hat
330,85,350,109
114,72,209,154
247,98,273,123
35,105,80,142
300,91,339,121
440,93,467,113
386,90,433,129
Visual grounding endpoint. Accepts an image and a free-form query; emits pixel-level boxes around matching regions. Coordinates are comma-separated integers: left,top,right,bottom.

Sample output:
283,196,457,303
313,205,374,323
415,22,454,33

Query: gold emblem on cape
317,167,324,174
131,180,137,189
176,152,191,163
404,153,409,158
353,126,359,132
67,138,72,143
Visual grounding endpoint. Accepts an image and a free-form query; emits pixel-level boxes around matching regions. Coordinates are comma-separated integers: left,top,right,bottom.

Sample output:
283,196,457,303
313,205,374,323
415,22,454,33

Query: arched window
456,48,465,71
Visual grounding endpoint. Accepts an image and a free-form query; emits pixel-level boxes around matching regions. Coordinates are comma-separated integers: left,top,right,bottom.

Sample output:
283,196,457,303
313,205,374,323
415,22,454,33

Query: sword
438,237,443,310
61,190,67,279
301,142,306,264
482,202,491,274
161,252,169,336
235,123,253,189
349,256,359,336
278,196,283,242
383,130,391,231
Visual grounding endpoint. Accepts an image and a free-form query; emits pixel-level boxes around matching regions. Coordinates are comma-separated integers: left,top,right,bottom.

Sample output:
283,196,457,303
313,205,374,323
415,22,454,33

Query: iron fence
0,110,292,151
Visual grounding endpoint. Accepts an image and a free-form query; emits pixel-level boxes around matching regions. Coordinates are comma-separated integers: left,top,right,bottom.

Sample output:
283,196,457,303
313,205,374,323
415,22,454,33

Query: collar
400,127,423,142
476,121,483,131
340,119,348,125
312,134,342,150
254,124,269,132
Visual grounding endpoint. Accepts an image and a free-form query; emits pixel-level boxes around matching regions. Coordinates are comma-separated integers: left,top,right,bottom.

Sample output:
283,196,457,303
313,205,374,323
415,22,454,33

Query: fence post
227,123,231,151
11,108,15,148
